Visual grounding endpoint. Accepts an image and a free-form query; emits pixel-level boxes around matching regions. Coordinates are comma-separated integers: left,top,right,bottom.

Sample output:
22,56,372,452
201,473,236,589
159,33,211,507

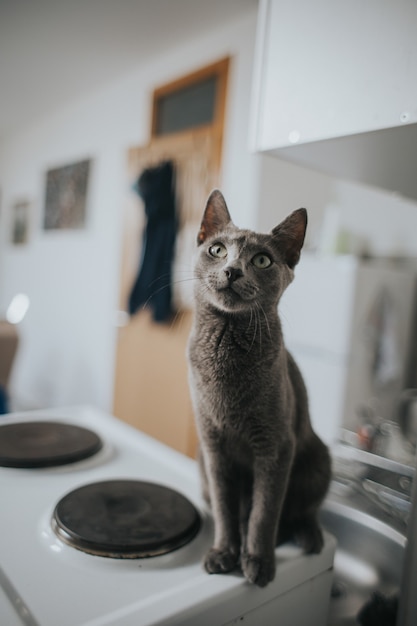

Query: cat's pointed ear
197,189,232,245
271,208,307,268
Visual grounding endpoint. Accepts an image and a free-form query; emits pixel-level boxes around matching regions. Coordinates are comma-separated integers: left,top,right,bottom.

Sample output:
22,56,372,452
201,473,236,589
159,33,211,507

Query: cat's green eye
209,243,227,259
252,253,272,269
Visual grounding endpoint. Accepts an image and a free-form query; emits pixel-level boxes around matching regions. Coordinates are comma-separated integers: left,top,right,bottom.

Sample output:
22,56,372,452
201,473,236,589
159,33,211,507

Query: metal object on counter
398,388,417,451
324,443,413,624
320,499,405,626
397,440,417,626
331,442,414,530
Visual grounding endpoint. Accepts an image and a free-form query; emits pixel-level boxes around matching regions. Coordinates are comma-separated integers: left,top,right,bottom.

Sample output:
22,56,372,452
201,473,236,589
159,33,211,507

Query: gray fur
187,189,331,587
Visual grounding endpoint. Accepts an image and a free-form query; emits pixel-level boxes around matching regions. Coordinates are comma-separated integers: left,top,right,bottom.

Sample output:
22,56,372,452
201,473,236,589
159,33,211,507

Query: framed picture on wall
10,199,31,245
43,159,91,230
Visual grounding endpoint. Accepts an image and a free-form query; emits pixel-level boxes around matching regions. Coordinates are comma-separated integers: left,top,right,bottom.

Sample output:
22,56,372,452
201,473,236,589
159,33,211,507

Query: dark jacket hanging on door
128,160,178,322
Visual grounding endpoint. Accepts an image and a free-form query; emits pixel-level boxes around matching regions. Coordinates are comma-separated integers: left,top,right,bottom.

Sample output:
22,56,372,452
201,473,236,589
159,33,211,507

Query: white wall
0,8,259,412
2,0,416,417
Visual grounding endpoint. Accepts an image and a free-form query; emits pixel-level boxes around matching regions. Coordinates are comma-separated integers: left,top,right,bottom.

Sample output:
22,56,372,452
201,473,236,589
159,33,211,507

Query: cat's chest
189,324,280,415
189,325,286,451
192,327,261,385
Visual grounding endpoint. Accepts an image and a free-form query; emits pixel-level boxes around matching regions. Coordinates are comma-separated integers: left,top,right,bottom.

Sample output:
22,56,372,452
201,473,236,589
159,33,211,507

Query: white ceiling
0,0,257,140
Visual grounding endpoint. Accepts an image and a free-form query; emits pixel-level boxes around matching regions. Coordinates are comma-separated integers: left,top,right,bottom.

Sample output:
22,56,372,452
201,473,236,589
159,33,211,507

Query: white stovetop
0,406,335,626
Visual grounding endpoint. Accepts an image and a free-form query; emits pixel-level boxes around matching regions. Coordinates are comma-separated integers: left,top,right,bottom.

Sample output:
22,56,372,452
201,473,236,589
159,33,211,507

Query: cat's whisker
144,273,174,289
246,307,254,334
172,277,200,286
139,275,200,311
258,302,272,342
169,309,186,331
249,303,262,356
173,270,196,279
254,308,261,353
256,304,263,355
140,281,174,310
247,306,258,354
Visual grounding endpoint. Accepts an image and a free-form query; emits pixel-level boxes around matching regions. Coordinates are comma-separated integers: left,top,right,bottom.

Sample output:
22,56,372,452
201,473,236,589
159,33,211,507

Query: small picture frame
43,159,91,230
11,199,31,245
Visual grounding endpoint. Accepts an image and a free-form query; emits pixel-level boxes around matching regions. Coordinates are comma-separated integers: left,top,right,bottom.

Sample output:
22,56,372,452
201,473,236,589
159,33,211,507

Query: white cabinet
280,254,416,445
251,0,417,201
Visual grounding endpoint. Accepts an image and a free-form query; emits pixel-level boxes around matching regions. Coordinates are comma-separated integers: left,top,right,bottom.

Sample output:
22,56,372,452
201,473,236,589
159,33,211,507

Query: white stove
0,406,336,626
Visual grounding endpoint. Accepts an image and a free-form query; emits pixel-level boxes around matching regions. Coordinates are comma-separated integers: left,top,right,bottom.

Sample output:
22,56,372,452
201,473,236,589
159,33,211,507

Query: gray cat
187,189,331,588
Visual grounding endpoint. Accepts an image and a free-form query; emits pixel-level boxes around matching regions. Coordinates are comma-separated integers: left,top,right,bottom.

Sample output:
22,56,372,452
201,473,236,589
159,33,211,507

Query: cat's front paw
204,547,239,574
241,551,276,587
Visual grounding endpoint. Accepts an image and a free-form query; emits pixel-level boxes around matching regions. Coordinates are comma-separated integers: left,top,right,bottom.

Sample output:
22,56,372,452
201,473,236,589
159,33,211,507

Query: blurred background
1,0,417,464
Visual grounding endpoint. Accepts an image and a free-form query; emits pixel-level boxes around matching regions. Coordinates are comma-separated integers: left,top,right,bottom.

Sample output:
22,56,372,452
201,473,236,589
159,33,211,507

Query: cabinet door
113,309,198,458
252,0,417,151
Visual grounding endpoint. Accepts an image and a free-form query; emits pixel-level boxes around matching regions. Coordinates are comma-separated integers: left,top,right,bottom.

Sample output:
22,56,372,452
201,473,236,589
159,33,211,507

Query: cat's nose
224,267,243,283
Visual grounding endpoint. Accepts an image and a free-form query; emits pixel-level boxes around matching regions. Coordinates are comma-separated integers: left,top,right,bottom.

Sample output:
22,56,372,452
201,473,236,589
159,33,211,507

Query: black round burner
0,421,103,468
52,480,201,558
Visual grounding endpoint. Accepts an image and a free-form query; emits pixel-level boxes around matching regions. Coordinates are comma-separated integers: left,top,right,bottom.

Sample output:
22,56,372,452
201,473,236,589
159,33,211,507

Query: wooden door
113,130,220,458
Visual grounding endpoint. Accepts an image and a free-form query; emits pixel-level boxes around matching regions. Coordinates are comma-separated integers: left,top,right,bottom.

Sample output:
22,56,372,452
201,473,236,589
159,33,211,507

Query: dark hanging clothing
128,160,178,323
0,385,9,414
